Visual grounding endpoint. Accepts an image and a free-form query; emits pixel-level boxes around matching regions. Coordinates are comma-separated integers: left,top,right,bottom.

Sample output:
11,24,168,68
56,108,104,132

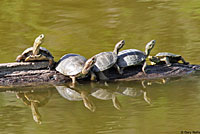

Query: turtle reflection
90,83,122,110
16,90,52,124
55,85,96,112
116,81,152,105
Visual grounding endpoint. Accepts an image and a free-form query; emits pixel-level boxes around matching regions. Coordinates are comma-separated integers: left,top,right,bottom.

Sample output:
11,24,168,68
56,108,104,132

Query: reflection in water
16,90,52,124
55,85,96,112
91,84,122,110
55,81,153,112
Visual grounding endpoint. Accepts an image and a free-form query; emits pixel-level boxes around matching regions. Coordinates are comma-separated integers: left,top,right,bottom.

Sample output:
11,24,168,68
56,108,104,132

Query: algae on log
0,61,199,86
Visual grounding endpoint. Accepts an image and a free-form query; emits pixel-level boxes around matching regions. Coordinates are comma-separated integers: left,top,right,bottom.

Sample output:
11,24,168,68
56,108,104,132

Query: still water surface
0,0,200,134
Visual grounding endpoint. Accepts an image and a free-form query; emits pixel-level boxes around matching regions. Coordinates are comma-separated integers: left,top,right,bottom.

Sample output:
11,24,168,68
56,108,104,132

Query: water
0,0,200,133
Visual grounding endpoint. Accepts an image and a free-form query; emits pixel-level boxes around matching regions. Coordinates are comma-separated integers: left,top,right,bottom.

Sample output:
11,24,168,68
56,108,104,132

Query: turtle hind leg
180,57,189,65
162,57,171,66
48,58,55,70
98,71,109,81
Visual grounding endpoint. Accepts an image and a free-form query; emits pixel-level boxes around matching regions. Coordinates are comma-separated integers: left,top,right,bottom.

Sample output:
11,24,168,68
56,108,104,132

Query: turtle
55,85,96,112
55,54,96,86
92,40,125,80
16,34,55,69
117,40,156,74
148,52,189,66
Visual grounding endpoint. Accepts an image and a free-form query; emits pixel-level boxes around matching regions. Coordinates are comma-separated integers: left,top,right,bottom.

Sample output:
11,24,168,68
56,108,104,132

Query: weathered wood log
0,61,199,87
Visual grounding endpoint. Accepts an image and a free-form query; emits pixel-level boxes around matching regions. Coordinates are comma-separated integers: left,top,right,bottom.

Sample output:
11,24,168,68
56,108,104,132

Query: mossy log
0,61,199,86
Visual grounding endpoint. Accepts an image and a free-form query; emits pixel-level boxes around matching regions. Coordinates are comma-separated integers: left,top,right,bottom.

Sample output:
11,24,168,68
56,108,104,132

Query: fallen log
0,61,199,86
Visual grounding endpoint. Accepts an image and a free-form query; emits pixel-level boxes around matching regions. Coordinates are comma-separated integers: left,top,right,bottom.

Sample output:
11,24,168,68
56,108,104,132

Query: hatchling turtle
117,40,156,74
55,85,96,112
148,52,189,66
92,40,125,80
16,34,54,69
55,54,96,86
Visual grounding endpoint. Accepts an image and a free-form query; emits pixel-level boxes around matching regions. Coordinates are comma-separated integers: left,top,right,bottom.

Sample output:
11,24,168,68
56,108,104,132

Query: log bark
0,61,199,86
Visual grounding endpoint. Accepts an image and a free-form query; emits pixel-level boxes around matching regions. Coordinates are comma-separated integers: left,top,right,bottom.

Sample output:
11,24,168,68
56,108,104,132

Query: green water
0,0,200,134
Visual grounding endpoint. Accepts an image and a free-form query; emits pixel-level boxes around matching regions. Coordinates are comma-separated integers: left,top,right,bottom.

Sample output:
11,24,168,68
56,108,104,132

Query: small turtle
117,40,155,74
92,40,125,80
16,34,54,69
55,54,96,86
148,52,189,66
55,85,96,112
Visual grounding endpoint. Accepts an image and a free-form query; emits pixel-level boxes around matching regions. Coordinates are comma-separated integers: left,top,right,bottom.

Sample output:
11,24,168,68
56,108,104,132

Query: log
0,61,199,87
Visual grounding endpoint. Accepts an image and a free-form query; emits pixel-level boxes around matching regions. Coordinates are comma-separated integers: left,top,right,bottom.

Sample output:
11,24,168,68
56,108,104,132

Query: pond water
0,0,200,134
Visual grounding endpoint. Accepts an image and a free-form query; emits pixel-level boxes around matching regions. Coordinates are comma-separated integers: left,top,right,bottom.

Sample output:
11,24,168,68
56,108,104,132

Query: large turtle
92,40,125,80
148,52,189,66
55,85,96,112
55,54,96,86
16,34,54,69
117,40,156,74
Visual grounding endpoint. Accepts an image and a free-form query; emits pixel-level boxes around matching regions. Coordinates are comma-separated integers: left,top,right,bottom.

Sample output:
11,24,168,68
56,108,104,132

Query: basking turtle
117,40,155,74
92,40,125,80
148,52,189,66
55,85,96,112
16,34,54,69
55,54,96,86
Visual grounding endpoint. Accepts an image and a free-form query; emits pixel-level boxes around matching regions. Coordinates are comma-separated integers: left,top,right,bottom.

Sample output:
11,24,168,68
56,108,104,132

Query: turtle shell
117,49,146,68
19,47,54,61
155,52,180,58
56,54,87,76
93,52,117,72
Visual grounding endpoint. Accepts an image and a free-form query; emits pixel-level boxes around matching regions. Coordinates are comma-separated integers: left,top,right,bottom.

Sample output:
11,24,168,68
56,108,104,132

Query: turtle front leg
90,71,97,81
114,64,123,75
162,57,171,66
180,56,189,65
142,61,147,74
25,54,42,61
69,76,76,88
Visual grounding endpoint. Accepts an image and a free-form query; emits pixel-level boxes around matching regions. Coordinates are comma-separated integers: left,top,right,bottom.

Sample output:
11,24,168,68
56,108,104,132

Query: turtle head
113,40,125,54
34,34,45,47
82,56,96,74
149,56,160,64
145,40,155,56
32,34,45,55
